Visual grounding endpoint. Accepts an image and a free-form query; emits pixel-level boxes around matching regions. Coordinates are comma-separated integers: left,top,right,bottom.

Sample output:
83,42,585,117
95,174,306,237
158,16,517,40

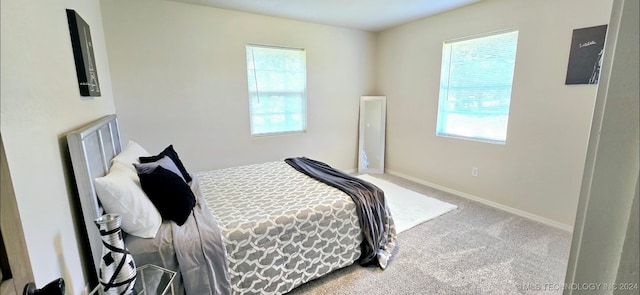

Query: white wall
100,0,377,172
376,0,613,228
0,0,116,293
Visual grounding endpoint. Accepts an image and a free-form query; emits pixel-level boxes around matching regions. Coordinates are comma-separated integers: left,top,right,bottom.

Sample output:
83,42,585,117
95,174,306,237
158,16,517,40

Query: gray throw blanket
171,181,232,294
285,157,396,269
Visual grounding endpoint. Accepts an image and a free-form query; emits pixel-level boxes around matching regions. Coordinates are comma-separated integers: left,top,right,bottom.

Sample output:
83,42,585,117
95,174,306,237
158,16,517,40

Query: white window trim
246,44,308,137
435,28,519,144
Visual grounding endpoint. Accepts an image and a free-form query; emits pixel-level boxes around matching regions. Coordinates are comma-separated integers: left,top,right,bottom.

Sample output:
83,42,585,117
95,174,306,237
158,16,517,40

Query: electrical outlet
471,167,479,177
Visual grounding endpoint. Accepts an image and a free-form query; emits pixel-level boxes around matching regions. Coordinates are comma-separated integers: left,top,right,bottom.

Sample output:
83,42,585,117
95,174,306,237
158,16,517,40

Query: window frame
245,44,308,137
435,28,519,144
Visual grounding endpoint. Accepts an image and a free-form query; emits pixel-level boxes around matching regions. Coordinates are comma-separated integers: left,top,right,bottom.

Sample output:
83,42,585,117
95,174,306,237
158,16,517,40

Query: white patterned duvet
196,161,363,294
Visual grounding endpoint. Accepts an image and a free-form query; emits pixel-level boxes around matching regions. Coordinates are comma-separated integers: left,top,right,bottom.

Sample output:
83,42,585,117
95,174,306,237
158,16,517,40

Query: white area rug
357,174,458,233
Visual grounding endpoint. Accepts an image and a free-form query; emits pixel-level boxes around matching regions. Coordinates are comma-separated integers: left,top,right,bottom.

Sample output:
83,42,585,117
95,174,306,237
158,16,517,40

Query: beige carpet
288,173,572,295
357,174,457,233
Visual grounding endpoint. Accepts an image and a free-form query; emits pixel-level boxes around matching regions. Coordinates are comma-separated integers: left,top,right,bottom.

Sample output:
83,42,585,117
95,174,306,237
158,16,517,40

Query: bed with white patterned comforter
196,161,364,294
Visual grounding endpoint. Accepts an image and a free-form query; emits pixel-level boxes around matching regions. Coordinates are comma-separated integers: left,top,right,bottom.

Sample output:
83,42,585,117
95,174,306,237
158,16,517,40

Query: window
246,45,307,136
436,29,519,143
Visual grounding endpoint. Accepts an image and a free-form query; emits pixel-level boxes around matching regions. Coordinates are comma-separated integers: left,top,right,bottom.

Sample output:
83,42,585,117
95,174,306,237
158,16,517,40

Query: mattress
196,161,363,294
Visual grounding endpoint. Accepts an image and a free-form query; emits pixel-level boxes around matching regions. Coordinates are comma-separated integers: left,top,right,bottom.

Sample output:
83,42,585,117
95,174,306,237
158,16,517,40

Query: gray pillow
133,155,186,182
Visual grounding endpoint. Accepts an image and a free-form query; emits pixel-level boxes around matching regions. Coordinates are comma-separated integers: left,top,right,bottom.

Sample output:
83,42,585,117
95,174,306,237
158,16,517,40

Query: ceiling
170,0,483,32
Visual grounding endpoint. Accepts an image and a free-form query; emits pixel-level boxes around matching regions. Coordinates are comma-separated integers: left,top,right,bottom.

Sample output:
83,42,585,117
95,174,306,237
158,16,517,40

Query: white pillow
111,140,151,172
94,162,161,238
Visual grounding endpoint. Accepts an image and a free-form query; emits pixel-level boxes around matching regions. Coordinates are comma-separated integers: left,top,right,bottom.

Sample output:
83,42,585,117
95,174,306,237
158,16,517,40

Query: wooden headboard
66,115,122,277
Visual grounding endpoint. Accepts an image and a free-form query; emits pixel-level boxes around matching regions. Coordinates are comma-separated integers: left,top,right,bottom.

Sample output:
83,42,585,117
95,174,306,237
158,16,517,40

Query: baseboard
386,169,574,233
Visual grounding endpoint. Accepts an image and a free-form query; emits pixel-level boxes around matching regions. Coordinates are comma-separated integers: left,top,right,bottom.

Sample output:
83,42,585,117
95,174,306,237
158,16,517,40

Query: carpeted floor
287,173,572,295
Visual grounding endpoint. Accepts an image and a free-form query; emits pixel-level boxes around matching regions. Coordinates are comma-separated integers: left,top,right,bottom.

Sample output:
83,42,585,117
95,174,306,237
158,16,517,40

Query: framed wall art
66,9,101,96
565,24,608,85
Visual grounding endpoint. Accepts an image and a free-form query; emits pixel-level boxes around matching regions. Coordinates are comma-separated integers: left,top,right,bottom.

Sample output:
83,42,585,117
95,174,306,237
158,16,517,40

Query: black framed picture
565,24,608,85
66,9,101,96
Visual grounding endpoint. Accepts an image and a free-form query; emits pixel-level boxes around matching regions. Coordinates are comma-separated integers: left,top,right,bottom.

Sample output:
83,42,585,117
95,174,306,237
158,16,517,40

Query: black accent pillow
139,145,192,183
137,166,195,226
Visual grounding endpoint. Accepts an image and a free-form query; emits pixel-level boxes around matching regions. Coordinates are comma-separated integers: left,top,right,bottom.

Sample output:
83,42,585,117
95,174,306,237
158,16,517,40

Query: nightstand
90,264,176,295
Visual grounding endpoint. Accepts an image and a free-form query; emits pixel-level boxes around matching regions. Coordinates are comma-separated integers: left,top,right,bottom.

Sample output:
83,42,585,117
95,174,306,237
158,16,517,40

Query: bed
66,114,396,294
